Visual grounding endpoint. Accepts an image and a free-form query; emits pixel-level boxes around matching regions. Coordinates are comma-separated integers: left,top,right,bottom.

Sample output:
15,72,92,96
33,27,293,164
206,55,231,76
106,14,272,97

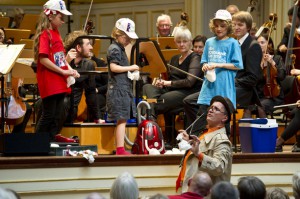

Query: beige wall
0,0,293,55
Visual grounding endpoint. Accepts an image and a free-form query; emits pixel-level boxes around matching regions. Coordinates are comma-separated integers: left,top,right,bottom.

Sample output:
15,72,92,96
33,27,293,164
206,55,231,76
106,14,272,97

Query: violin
261,13,281,98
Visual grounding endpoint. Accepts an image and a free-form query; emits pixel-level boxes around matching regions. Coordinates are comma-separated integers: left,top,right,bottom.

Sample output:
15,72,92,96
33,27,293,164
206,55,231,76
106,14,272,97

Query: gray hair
266,187,289,199
110,172,139,199
293,172,300,199
0,188,17,199
156,14,173,27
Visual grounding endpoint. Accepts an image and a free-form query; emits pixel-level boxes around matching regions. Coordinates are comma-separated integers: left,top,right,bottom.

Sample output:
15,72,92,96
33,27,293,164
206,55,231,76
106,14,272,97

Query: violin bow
83,0,94,31
167,64,203,82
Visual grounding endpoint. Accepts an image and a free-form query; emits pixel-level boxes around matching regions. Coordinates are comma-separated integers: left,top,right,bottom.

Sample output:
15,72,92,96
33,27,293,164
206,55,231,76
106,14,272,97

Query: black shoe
275,145,283,152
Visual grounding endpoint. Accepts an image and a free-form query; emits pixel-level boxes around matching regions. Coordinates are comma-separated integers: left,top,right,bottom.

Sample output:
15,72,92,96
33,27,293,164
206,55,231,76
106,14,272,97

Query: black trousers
281,108,300,141
35,93,66,141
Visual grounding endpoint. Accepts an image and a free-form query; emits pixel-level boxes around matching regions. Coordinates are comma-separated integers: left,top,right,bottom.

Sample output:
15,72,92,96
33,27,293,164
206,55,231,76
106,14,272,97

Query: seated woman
143,26,202,147
255,33,286,117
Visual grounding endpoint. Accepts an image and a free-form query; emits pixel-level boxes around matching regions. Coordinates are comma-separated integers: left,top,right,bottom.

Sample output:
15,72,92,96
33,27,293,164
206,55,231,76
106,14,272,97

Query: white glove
127,70,140,80
67,76,75,87
205,69,216,83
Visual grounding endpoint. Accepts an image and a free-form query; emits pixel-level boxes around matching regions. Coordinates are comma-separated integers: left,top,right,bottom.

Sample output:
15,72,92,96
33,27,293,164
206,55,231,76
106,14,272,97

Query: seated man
156,14,173,37
64,30,103,123
176,96,234,192
169,171,212,199
232,11,263,118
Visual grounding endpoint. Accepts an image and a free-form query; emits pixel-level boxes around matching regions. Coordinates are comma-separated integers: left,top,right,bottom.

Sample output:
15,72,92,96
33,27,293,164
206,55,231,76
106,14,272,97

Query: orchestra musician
143,26,202,147
276,99,300,152
233,11,263,118
277,6,300,69
226,4,239,16
63,30,104,123
156,14,173,37
256,33,286,117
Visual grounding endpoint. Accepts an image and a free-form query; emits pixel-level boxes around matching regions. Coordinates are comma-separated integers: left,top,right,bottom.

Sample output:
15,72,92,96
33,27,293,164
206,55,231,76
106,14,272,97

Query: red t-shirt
37,29,71,99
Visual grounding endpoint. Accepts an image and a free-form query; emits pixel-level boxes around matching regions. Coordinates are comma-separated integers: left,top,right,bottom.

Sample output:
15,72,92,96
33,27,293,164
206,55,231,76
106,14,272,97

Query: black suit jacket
236,35,263,107
236,35,263,88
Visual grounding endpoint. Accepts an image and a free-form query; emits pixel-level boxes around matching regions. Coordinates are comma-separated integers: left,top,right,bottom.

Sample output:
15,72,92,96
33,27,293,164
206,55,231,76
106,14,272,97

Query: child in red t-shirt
33,0,79,141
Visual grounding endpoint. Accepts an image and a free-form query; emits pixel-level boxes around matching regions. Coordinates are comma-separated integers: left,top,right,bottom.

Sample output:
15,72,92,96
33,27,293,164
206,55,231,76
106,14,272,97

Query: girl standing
106,18,139,155
196,9,243,135
33,0,79,140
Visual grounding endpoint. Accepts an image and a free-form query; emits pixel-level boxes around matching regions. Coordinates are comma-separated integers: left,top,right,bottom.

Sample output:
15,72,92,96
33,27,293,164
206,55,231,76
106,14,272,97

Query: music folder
0,44,25,75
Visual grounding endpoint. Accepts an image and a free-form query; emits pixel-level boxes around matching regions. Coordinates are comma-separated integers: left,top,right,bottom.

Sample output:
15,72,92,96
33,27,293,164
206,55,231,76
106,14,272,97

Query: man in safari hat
176,95,234,192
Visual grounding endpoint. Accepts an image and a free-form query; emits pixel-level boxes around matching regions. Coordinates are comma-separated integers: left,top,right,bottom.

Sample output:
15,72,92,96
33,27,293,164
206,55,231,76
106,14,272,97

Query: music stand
0,44,25,133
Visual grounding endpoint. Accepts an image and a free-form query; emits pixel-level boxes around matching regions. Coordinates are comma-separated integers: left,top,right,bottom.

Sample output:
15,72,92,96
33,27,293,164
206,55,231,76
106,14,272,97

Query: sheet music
0,44,25,74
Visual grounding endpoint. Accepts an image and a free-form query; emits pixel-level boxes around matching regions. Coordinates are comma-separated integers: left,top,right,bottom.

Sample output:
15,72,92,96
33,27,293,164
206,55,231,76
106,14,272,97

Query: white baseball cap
115,18,138,39
213,9,232,21
44,0,72,16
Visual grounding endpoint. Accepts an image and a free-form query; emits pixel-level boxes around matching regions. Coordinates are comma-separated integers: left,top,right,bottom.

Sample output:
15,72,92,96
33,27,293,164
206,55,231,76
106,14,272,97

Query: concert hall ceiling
1,0,140,5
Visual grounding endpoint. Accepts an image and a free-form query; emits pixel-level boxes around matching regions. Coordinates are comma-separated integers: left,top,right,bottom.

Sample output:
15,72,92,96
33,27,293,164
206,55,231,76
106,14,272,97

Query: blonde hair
111,27,126,40
209,19,233,35
232,11,253,31
33,12,53,61
174,27,192,49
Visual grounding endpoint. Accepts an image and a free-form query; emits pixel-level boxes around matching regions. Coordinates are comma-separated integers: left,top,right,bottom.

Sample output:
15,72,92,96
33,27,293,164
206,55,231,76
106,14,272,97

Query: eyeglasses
158,24,171,28
207,105,225,114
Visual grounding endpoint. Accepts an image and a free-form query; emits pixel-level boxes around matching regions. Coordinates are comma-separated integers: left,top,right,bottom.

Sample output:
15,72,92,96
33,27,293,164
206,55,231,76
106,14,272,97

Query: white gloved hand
205,69,216,83
67,76,75,87
127,70,140,80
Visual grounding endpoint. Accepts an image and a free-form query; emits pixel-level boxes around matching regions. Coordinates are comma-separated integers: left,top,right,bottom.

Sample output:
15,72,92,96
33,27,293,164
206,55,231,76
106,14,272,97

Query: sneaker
292,143,300,152
55,134,78,143
275,145,283,152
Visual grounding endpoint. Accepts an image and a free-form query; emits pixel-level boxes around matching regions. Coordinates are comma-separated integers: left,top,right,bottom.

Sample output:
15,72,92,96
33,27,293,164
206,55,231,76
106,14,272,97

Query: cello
284,0,300,104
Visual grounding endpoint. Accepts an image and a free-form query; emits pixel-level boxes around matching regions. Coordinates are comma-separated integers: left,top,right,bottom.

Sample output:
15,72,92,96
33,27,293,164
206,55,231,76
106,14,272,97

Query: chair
19,39,34,49
19,14,39,35
4,28,31,44
0,17,10,28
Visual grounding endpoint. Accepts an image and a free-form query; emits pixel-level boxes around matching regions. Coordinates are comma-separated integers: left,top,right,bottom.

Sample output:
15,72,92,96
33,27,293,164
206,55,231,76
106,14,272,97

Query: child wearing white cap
194,9,243,135
33,0,80,140
106,18,139,155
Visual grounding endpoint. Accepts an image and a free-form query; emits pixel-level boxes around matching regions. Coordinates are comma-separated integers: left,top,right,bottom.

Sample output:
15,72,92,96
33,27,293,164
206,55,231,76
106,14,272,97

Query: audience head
207,96,234,126
0,187,18,199
226,5,239,16
211,181,239,199
110,172,139,199
209,9,233,36
232,11,253,39
293,171,300,199
266,187,289,199
238,176,266,199
156,14,173,37
174,27,193,52
188,171,213,197
192,35,207,56
86,192,106,199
